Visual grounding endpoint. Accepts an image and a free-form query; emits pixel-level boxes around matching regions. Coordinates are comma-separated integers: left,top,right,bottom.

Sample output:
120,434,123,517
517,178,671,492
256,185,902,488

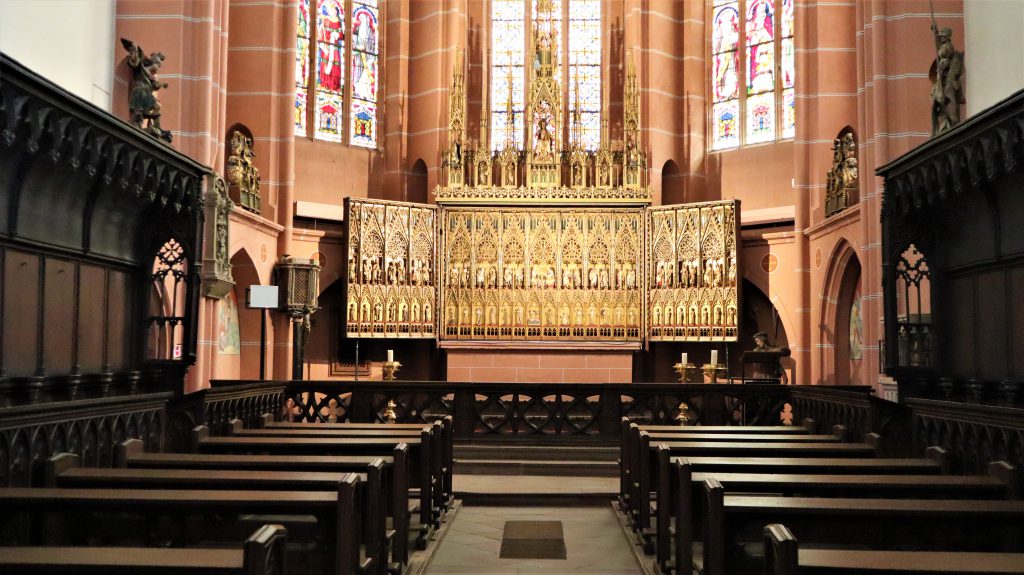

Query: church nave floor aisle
423,505,643,574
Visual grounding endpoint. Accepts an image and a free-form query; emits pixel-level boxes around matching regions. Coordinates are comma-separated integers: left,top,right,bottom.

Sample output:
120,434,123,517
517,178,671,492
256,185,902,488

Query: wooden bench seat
47,453,402,572
703,482,1024,575
0,480,368,575
260,415,455,505
631,437,877,535
191,426,440,537
0,524,286,575
658,456,1018,575
764,524,1024,575
227,419,453,513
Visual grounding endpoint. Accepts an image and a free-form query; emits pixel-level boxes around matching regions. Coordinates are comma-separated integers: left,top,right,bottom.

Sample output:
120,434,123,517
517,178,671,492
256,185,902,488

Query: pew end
244,524,289,575
831,424,849,442
259,413,273,428
763,524,798,575
191,425,211,452
865,432,884,451
702,478,726,575
926,446,951,474
115,438,145,468
226,419,245,435
44,453,81,487
801,418,817,434
989,461,1021,500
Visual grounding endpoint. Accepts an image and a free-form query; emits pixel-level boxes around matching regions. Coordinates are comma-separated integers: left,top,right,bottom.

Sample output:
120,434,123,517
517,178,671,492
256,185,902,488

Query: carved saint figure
121,38,172,142
930,25,964,135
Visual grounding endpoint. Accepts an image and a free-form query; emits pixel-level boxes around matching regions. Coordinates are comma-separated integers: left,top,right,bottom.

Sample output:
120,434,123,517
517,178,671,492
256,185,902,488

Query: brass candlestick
382,361,401,381
702,363,727,384
673,362,698,383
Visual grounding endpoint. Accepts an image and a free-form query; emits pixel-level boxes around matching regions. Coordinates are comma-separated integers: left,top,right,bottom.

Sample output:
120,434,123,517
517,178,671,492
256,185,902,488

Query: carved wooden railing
0,392,170,486
273,381,815,440
908,398,1024,474
163,381,287,450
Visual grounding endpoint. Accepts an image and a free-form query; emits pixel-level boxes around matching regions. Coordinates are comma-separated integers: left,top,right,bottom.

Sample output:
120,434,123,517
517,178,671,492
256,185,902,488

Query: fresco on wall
849,292,863,360
217,290,241,355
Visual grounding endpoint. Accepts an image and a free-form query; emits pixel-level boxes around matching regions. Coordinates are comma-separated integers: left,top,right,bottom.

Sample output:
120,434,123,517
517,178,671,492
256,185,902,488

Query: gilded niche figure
929,23,964,136
226,131,261,213
121,38,172,143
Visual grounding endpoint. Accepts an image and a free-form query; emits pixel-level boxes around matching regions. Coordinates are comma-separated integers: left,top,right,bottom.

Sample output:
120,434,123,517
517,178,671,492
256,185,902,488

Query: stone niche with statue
343,3,740,371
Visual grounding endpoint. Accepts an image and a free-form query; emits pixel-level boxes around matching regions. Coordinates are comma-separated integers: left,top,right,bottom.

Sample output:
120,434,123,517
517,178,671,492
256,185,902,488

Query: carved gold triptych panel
440,208,644,342
343,199,740,344
648,200,740,341
344,199,437,338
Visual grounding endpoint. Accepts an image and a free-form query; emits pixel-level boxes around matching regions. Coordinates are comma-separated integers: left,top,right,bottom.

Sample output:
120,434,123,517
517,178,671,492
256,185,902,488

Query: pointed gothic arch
820,240,862,385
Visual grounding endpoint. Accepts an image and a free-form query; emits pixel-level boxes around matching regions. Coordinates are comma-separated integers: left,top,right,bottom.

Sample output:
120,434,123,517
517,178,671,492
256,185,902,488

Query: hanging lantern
275,255,320,318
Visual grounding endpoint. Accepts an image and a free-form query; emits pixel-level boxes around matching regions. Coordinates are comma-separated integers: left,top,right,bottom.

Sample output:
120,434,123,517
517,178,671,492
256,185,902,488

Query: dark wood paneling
996,174,1024,255
3,250,40,377
1012,266,1024,378
106,270,131,371
78,265,106,374
42,258,75,375
976,270,1008,380
946,276,975,378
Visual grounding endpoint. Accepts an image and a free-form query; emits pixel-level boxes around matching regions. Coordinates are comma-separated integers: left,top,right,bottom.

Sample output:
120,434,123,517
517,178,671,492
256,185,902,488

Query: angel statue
121,38,172,143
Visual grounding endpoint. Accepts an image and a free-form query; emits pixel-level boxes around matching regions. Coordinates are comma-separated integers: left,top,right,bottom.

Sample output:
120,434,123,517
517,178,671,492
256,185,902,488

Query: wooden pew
47,453,398,574
191,426,439,546
229,418,452,513
0,477,369,575
260,414,455,507
702,480,1024,575
618,418,812,509
632,433,877,535
763,523,1024,575
0,524,287,575
115,438,413,562
661,456,1018,575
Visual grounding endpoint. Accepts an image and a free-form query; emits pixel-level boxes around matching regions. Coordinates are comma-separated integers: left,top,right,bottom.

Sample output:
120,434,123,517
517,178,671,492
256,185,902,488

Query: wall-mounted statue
121,38,172,143
929,21,964,136
825,129,858,217
226,130,261,213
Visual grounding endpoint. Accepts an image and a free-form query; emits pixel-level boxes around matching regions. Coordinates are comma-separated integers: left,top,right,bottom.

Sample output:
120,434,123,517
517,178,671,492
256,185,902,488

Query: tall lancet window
710,0,795,150
569,0,601,151
491,0,527,152
294,0,380,146
351,0,379,147
489,0,603,152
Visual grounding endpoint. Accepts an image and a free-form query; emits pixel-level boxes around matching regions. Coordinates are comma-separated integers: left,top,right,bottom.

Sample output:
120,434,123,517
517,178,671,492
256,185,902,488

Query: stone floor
424,505,643,574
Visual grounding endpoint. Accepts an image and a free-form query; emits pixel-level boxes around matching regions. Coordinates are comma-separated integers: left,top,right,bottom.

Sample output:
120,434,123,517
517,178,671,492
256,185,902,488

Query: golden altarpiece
345,6,740,349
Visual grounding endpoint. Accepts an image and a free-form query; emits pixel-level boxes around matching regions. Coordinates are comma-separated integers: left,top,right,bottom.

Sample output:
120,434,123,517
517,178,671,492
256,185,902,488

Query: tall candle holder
382,360,401,381
702,363,727,384
673,362,698,383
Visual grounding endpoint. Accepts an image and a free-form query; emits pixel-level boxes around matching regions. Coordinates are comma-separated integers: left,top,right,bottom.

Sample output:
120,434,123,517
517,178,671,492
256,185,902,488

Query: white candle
710,350,719,366
387,349,394,363
681,353,688,366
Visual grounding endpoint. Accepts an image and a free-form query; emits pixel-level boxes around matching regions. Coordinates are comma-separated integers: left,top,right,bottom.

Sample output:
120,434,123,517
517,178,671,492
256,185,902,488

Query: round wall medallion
815,247,822,269
260,243,268,263
312,251,327,268
761,253,779,274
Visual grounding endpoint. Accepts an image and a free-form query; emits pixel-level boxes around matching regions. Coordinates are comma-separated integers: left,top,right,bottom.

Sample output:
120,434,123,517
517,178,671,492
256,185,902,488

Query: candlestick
681,352,688,366
710,349,719,366
387,349,394,363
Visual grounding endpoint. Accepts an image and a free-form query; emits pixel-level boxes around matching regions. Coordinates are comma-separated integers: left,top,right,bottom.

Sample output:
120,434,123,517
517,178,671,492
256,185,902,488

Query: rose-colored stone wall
110,0,964,391
447,350,633,383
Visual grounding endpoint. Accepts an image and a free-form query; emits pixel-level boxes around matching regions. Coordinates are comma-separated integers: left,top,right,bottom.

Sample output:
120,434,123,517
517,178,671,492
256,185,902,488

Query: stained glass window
712,2,740,148
350,0,378,147
569,0,601,151
710,0,794,149
491,0,527,151
295,0,311,135
295,0,379,146
315,0,345,142
781,0,795,137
